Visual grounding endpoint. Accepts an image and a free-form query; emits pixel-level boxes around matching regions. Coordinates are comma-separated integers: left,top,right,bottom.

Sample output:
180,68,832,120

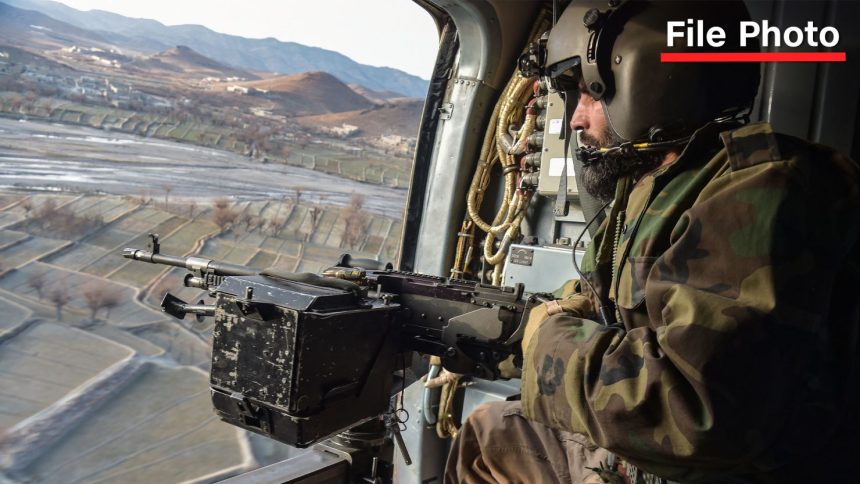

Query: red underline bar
661,52,847,62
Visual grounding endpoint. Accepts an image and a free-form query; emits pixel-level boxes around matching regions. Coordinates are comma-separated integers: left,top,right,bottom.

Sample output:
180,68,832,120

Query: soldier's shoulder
719,122,782,170
719,122,860,186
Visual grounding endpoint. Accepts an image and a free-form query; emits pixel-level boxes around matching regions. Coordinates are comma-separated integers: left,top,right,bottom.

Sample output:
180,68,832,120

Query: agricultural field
0,182,404,482
0,321,133,434
286,143,412,189
15,363,251,484
0,296,31,332
0,108,408,481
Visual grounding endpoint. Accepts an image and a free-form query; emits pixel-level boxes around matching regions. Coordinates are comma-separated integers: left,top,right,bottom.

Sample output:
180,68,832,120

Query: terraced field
0,236,69,268
0,230,28,249
0,296,31,332
0,321,133,433
0,262,159,326
0,184,404,482
287,143,412,189
19,363,250,484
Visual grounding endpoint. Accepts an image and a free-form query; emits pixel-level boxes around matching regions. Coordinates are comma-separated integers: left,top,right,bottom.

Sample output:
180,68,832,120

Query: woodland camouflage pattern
521,122,860,482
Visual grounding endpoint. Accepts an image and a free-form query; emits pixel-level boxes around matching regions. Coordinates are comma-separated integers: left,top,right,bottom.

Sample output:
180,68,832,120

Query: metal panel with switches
502,243,585,294
537,91,579,198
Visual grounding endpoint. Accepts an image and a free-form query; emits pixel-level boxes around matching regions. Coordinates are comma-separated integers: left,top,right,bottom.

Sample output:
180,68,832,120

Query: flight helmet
545,0,761,143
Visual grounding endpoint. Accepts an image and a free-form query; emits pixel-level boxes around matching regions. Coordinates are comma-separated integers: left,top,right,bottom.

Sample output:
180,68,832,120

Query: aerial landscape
0,0,426,481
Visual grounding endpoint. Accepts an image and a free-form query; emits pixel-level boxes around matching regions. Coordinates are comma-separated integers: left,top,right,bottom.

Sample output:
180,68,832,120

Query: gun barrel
122,248,257,276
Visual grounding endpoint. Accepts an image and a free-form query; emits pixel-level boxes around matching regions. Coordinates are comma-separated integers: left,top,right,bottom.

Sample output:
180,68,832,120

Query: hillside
296,99,424,139
0,44,74,75
239,71,376,115
132,45,259,80
348,84,416,104
2,0,430,97
0,1,113,51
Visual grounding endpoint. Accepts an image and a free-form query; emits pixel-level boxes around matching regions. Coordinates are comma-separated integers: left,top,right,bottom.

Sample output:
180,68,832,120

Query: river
0,117,408,218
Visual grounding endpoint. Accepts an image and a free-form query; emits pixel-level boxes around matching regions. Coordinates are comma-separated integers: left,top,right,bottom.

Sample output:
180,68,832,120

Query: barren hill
296,99,424,139
132,45,259,79
240,71,376,115
0,43,73,74
0,1,113,51
348,84,414,104
4,0,429,97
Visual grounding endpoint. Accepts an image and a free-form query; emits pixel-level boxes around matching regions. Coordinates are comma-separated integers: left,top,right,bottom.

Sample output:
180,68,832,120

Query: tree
238,211,253,231
309,206,323,227
249,216,264,232
102,287,122,320
269,195,288,236
20,197,33,218
9,94,24,112
27,271,47,300
81,281,123,321
341,194,370,249
213,208,237,233
214,197,231,210
212,200,237,234
48,285,72,321
304,205,324,242
30,198,103,238
162,183,174,211
270,217,285,236
35,199,57,228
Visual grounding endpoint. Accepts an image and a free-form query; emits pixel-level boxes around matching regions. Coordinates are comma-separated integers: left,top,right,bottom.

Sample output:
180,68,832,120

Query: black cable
400,353,406,404
553,92,571,217
395,353,409,430
570,198,612,322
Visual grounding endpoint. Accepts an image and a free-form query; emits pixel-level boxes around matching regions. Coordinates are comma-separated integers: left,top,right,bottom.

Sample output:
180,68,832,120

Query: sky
52,0,441,79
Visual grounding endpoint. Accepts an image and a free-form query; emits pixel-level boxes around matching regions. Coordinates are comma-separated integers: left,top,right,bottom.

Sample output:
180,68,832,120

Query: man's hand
425,368,461,388
522,294,593,353
425,294,594,382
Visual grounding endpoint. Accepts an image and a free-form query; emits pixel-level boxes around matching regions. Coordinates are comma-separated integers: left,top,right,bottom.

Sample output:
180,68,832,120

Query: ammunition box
210,276,400,447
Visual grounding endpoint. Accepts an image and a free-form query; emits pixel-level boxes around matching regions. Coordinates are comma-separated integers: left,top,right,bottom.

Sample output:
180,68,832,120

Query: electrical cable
570,198,612,321
451,10,551,281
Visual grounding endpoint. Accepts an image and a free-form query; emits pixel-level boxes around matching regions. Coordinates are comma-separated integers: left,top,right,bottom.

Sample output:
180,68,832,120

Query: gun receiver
122,235,538,448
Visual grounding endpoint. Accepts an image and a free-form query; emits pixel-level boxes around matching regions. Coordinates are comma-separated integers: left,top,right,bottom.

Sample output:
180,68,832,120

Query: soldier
444,1,860,482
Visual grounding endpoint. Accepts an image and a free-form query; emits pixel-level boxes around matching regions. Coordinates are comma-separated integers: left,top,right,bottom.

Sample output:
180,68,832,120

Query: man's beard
578,127,663,202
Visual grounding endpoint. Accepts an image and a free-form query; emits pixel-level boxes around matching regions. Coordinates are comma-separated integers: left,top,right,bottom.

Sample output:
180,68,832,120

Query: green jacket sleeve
521,141,860,479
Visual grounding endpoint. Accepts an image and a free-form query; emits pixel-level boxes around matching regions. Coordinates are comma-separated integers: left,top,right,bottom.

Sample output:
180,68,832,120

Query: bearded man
444,1,860,482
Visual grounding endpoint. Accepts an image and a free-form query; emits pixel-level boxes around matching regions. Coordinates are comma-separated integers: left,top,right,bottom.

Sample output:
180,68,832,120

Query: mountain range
0,0,430,98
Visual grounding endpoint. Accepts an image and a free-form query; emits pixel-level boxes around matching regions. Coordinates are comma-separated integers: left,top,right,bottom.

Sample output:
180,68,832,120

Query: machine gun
123,235,539,454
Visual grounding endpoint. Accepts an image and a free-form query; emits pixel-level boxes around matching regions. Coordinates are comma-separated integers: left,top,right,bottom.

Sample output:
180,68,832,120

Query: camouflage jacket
521,122,860,482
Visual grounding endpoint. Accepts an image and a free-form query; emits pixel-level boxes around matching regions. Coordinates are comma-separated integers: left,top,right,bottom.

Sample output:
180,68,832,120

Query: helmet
545,0,761,142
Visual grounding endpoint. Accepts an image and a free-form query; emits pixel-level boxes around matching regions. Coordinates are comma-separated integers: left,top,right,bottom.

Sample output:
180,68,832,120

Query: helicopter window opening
0,0,437,480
